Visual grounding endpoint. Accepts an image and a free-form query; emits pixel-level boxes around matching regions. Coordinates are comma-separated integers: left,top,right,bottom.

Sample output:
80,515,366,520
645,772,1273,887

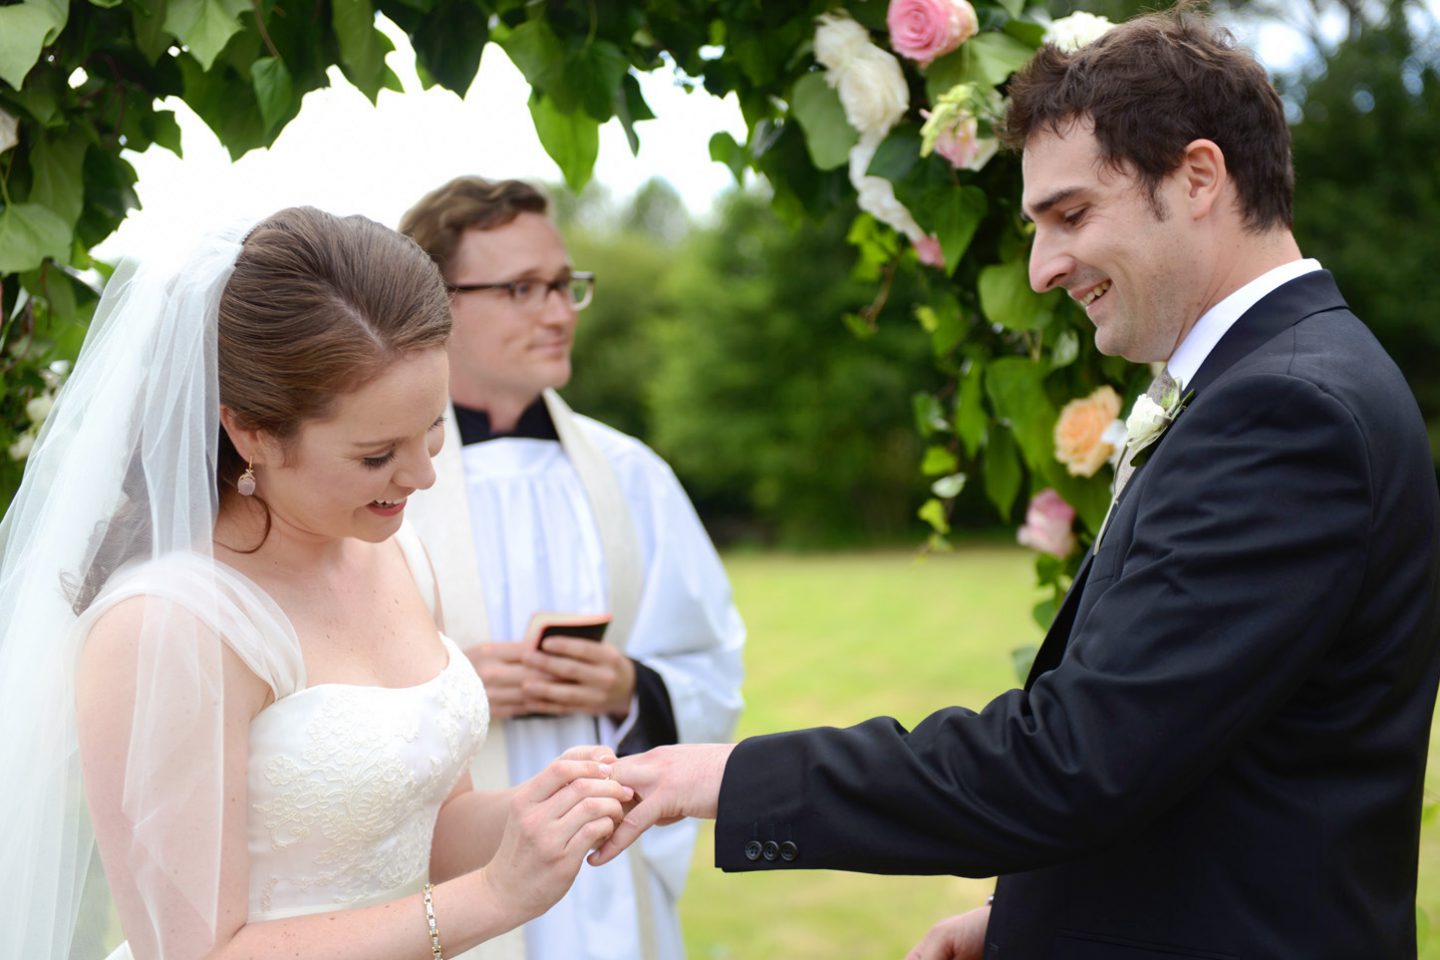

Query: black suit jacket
714,272,1440,959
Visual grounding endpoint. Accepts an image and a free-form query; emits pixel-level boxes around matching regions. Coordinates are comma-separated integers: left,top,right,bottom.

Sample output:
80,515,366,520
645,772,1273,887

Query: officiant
401,177,745,960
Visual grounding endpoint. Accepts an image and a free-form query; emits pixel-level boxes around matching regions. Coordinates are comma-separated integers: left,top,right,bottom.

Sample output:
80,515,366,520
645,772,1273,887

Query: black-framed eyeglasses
446,271,595,312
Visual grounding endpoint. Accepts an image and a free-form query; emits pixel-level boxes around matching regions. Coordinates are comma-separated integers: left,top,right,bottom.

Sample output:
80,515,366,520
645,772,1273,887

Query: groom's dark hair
1000,2,1294,232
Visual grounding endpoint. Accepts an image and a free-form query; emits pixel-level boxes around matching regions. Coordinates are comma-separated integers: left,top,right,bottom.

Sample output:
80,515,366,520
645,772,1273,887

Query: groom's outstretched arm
588,743,736,865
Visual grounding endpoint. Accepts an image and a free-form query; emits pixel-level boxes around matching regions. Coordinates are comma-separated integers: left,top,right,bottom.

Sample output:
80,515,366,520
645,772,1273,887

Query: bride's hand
477,745,633,923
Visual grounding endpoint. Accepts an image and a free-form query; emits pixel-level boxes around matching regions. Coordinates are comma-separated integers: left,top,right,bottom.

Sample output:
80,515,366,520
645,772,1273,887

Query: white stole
410,389,657,960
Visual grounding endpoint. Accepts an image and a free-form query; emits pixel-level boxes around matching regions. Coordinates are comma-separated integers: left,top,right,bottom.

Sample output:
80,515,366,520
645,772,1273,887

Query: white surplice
412,400,746,960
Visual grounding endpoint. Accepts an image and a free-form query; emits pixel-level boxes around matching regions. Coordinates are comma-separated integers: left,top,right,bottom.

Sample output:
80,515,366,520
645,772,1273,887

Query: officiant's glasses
447,271,595,312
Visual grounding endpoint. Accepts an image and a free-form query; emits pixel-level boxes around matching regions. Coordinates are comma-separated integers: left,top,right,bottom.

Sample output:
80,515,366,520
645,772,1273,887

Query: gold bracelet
422,882,445,960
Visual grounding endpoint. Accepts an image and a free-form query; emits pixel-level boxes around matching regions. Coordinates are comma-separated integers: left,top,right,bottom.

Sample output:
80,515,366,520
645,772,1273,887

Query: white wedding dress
80,525,489,957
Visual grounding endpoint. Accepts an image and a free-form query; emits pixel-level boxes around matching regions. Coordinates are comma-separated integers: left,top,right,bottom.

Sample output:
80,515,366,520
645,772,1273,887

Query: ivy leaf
529,91,598,194
250,56,295,134
1049,328,1080,370
921,444,958,476
979,257,1058,330
913,390,949,438
164,0,247,72
150,109,184,157
931,472,967,498
865,125,922,182
790,72,856,171
955,356,987,458
0,0,69,89
985,356,1056,473
570,40,628,123
923,48,967,104
131,0,170,63
0,204,71,274
708,132,748,184
613,73,654,156
1004,19,1048,47
332,0,394,103
931,185,987,273
502,19,566,100
995,0,1025,18
967,32,1036,88
27,129,88,229
917,497,951,535
407,0,489,94
983,424,1022,518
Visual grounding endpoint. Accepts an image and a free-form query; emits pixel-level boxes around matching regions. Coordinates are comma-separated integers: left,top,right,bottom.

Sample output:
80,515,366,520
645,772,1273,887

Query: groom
592,7,1440,959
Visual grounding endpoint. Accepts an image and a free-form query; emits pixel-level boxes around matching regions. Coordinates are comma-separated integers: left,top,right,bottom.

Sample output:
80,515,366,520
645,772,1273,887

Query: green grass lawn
679,545,1440,959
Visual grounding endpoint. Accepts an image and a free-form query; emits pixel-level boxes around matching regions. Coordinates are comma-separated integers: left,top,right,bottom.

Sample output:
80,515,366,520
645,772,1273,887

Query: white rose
1124,394,1170,450
8,431,35,462
25,393,53,425
1044,12,1115,52
0,108,16,156
832,46,908,138
814,13,874,72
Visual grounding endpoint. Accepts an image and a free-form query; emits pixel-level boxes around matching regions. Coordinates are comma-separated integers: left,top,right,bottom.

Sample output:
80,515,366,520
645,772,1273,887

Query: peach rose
1054,385,1122,477
887,0,979,66
1017,488,1077,558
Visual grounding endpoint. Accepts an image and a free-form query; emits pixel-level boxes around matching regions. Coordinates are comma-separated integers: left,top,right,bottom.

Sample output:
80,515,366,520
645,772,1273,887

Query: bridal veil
0,226,246,958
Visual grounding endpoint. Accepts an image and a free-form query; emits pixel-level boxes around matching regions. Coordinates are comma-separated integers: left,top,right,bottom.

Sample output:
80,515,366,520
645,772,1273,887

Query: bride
0,207,630,959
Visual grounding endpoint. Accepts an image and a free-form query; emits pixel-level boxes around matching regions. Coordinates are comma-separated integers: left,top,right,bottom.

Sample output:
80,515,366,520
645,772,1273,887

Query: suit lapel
1022,271,1348,689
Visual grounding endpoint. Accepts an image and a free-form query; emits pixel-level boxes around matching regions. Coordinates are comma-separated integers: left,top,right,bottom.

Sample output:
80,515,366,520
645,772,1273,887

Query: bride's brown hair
215,207,452,506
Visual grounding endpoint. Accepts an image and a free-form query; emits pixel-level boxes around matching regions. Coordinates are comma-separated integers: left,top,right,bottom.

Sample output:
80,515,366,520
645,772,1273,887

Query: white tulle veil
0,225,246,958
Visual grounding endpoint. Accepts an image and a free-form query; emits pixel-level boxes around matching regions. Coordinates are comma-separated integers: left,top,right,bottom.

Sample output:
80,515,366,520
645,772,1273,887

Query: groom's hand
906,906,991,960
587,742,736,866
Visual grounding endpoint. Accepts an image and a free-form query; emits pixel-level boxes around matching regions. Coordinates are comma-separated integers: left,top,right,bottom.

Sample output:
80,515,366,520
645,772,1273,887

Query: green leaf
979,257,1058,331
923,48,968,104
570,40,628,123
983,423,1022,518
4,86,60,126
0,204,71,273
996,0,1025,18
407,0,489,94
164,0,247,72
150,109,183,157
250,56,295,134
502,18,565,97
922,298,965,357
956,357,987,458
967,32,1036,87
331,0,393,102
131,0,170,63
931,472,966,498
0,0,68,89
708,132,747,185
90,0,124,8
913,391,948,438
865,125,922,182
790,72,857,171
922,444,958,476
985,356,1056,472
529,92,598,194
841,312,878,340
932,185,987,273
1011,643,1040,682
613,73,654,156
917,497,951,535
177,53,267,159
27,129,88,228
1004,18,1048,47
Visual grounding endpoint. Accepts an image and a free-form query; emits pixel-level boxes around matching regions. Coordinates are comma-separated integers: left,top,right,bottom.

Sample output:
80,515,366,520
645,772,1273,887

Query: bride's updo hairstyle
215,207,451,499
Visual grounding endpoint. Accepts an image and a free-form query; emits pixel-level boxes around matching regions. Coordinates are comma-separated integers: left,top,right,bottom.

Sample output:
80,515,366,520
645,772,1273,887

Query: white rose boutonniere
1123,380,1192,467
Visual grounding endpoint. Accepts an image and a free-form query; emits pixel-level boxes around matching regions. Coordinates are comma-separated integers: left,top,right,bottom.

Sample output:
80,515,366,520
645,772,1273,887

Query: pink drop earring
237,460,257,497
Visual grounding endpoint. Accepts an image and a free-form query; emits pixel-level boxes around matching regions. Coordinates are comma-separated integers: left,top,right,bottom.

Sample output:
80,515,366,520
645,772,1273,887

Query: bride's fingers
518,756,619,804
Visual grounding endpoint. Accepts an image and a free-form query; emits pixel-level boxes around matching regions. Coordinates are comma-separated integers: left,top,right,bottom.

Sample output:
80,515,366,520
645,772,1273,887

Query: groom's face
1022,121,1203,362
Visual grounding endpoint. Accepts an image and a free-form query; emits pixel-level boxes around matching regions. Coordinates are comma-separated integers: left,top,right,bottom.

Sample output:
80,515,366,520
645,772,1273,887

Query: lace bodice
248,632,488,920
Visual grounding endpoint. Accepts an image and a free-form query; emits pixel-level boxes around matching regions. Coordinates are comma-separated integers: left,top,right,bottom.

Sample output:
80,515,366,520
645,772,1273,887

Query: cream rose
8,431,35,462
1017,488,1078,558
887,0,979,66
25,393,53,425
814,13,873,72
1124,394,1170,450
1054,385,1123,477
1044,11,1115,52
832,46,909,138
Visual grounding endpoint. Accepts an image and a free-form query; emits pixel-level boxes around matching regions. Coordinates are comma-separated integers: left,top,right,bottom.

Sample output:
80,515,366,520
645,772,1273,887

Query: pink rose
932,114,998,172
913,233,945,268
1017,489,1078,558
887,0,979,66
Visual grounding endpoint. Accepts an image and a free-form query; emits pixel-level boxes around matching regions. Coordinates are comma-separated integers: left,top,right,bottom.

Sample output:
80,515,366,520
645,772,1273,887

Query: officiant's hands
479,745,633,923
906,906,991,960
587,743,736,866
465,640,636,719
